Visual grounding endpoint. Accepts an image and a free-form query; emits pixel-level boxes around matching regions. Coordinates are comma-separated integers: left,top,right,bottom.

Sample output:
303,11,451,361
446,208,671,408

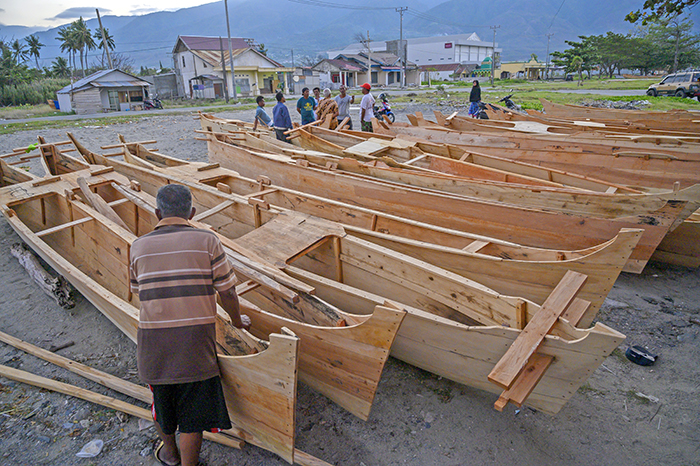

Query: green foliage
552,16,700,76
626,0,698,24
0,78,70,106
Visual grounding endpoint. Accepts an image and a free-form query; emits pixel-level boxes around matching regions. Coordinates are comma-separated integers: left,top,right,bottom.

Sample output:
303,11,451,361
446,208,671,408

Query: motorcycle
374,93,395,123
473,101,490,119
143,96,163,110
498,92,523,113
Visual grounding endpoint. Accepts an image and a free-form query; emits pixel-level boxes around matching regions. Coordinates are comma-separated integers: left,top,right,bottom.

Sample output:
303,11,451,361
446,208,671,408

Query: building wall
72,88,103,115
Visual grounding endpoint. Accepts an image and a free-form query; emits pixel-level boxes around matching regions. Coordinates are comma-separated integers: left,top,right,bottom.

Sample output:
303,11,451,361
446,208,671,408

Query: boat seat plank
192,200,236,222
462,240,490,253
488,270,587,390
343,140,391,158
237,212,346,266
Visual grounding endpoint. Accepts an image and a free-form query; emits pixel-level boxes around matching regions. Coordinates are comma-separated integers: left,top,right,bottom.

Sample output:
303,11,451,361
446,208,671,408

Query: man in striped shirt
130,184,249,466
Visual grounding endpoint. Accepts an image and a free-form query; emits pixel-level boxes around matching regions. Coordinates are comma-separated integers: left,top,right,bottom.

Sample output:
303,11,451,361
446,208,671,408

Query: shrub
0,78,70,106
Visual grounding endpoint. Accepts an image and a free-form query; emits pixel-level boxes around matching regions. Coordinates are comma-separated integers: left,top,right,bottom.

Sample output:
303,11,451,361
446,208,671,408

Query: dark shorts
275,128,290,143
361,120,373,132
150,376,231,434
337,117,352,130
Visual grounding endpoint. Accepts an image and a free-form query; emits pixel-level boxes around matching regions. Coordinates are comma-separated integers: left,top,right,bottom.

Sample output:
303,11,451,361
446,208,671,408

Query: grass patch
0,104,69,120
578,383,604,396
491,78,658,92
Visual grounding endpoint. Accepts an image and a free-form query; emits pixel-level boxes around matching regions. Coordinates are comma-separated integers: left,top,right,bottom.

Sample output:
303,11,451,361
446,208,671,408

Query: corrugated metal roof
178,36,251,52
57,69,150,94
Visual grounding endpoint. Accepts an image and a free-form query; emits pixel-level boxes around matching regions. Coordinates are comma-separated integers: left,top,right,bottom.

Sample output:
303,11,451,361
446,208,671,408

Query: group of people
252,82,378,141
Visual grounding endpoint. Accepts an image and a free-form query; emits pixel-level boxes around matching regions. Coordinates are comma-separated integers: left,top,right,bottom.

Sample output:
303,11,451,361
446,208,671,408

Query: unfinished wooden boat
277,127,700,221
206,115,648,194
68,134,642,325
374,118,700,190
203,131,688,273
10,137,409,422
651,211,700,268
487,102,700,139
540,98,700,126
0,157,38,186
0,170,302,463
49,164,627,414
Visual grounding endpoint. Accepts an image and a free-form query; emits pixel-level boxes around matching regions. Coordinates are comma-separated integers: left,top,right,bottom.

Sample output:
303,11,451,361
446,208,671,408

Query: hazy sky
0,1,216,28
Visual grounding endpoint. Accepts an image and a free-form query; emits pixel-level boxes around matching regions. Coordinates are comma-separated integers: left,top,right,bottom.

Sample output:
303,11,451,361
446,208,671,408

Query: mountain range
2,0,699,69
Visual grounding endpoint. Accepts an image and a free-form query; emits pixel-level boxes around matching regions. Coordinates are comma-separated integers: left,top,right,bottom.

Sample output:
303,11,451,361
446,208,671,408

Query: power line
548,0,567,31
405,9,486,29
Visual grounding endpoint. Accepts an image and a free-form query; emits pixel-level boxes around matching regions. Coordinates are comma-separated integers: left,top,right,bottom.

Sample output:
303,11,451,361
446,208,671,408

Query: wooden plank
0,364,243,449
487,270,587,390
462,239,490,253
336,117,350,131
192,200,236,222
31,176,62,187
36,216,93,237
76,177,131,232
197,162,220,171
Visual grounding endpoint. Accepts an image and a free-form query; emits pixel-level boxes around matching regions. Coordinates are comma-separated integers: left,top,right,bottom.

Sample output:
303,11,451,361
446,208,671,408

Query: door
214,83,223,98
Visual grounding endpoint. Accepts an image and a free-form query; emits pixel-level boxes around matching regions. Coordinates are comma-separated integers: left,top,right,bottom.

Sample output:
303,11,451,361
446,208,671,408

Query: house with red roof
172,35,293,99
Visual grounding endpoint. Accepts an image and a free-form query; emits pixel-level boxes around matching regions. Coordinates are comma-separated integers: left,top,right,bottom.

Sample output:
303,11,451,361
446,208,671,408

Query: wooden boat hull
18,145,407,421
0,172,300,463
205,134,681,273
73,140,641,326
376,123,700,190
279,131,700,221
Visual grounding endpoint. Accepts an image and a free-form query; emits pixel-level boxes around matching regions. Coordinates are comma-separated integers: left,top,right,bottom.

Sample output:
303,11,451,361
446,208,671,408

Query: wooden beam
76,177,131,232
488,270,587,390
192,200,236,222
494,296,591,411
0,364,243,449
36,216,93,237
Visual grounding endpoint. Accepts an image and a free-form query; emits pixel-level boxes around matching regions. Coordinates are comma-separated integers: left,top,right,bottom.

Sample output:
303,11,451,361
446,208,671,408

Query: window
371,71,378,84
182,56,186,67
203,61,207,68
108,90,119,110
129,90,143,102
118,91,128,103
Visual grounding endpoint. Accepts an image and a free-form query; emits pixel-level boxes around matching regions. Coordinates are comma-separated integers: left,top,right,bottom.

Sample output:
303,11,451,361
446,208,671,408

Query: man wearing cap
359,82,375,132
334,85,354,130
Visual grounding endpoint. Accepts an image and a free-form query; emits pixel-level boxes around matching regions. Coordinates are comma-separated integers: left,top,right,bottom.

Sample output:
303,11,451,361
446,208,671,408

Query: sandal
154,441,181,466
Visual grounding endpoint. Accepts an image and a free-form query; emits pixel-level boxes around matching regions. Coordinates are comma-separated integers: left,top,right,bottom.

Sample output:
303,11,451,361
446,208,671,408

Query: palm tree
51,57,70,78
10,39,29,65
56,25,79,74
24,34,44,69
571,55,584,87
94,27,115,68
72,17,96,76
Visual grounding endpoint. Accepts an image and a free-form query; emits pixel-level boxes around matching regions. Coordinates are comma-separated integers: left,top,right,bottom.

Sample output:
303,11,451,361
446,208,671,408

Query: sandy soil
0,105,699,466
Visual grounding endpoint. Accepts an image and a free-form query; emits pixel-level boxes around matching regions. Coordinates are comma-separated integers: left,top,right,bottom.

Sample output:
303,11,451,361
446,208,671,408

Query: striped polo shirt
129,216,237,385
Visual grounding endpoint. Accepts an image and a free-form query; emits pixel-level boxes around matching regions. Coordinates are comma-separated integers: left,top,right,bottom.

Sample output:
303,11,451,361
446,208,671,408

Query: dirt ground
0,104,699,466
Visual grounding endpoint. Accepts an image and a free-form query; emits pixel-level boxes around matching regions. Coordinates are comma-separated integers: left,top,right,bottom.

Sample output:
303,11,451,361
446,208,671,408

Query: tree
636,14,700,71
571,55,584,86
257,43,268,56
94,27,115,68
626,0,698,24
24,34,44,69
551,36,598,79
10,39,29,65
72,17,96,76
51,57,71,78
56,25,79,74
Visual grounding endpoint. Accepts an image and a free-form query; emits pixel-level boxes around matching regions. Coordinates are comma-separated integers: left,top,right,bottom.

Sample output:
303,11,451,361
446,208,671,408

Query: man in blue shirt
253,95,271,131
296,87,316,125
273,92,293,143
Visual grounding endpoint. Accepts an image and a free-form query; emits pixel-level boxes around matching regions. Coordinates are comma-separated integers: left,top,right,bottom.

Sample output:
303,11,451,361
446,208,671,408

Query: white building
327,33,500,69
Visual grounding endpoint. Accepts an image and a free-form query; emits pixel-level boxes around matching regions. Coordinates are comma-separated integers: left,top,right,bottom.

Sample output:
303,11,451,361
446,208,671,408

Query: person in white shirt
359,82,375,132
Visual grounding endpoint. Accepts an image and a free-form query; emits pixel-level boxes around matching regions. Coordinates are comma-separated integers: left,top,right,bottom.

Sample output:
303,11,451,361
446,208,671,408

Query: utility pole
224,0,237,99
366,31,371,86
219,37,229,103
95,9,113,69
490,25,500,86
396,7,408,87
291,49,294,68
545,33,554,80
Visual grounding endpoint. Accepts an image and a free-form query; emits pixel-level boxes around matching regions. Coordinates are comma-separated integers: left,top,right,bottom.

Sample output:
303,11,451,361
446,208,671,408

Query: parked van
647,71,700,99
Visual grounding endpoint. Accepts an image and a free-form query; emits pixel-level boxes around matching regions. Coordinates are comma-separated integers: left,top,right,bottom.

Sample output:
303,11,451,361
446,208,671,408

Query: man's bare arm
218,288,250,329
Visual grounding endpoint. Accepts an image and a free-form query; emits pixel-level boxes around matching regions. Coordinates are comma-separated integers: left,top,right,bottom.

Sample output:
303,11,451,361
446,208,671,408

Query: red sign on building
444,42,453,49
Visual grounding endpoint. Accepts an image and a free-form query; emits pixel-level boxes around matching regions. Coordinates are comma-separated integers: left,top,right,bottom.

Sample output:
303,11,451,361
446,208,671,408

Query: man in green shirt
296,87,316,125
